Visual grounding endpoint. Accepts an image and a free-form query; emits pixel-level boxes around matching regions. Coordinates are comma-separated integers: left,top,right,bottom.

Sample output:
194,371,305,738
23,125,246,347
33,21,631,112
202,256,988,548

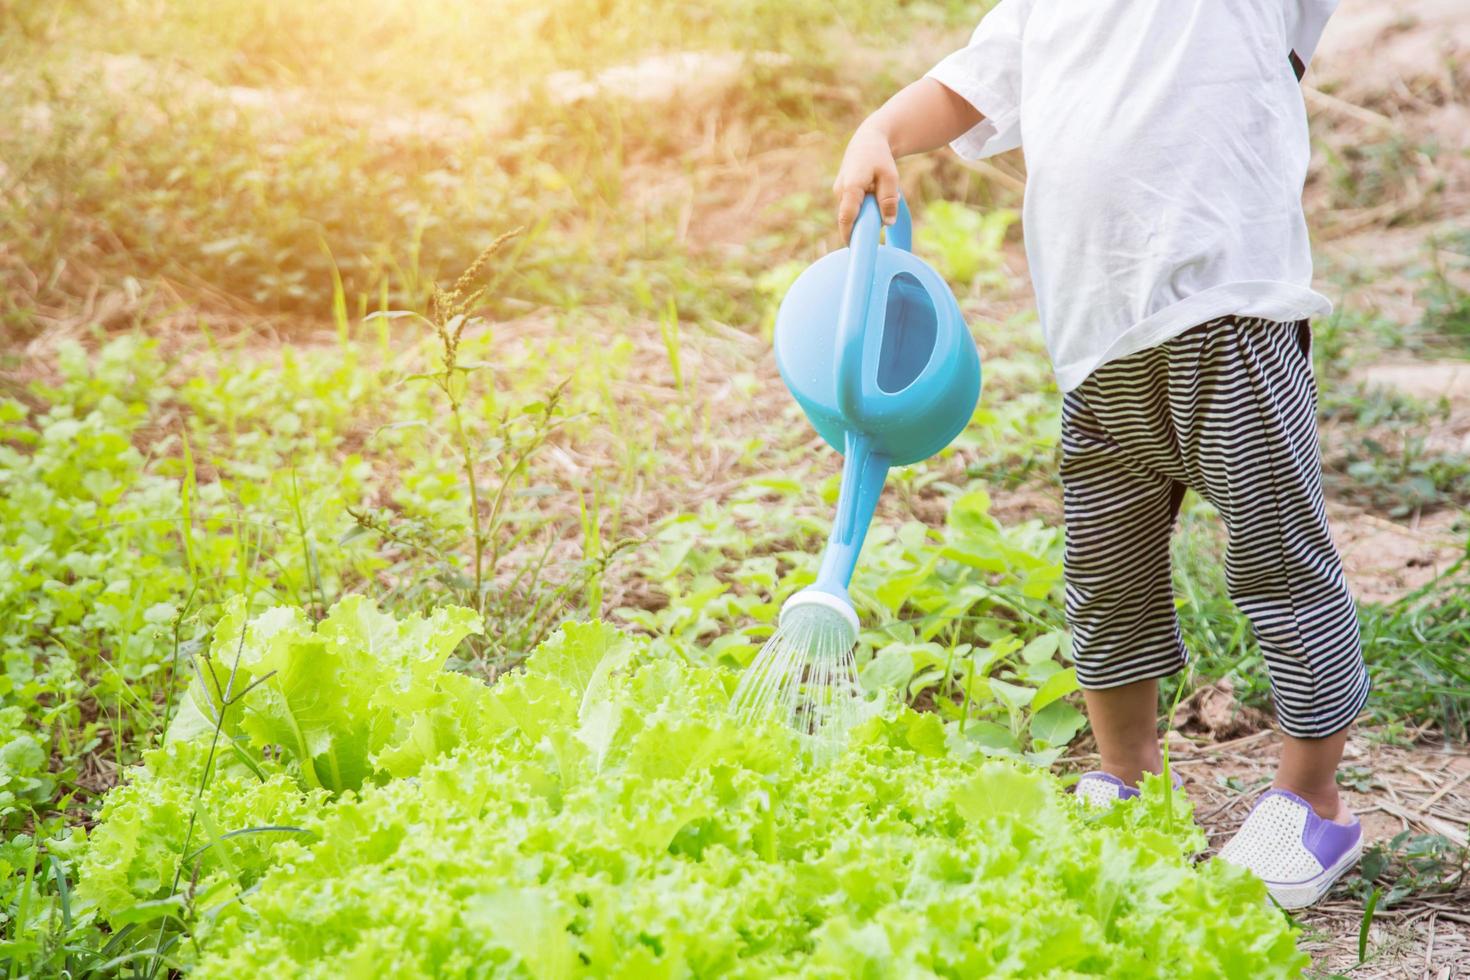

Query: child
834,0,1368,908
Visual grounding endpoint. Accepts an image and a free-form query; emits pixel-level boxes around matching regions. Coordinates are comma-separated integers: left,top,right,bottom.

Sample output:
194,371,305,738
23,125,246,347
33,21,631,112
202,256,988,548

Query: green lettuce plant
79,601,1307,977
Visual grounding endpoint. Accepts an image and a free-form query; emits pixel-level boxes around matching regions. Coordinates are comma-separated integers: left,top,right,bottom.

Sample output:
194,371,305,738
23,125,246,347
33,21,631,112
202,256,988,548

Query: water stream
730,602,865,762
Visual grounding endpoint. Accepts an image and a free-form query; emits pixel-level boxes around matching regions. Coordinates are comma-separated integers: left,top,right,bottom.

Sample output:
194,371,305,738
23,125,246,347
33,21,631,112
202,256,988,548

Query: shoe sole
1263,837,1364,909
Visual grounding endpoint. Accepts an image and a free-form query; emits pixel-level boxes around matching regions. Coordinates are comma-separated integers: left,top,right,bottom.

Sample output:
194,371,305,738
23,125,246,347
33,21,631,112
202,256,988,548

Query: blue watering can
773,194,981,638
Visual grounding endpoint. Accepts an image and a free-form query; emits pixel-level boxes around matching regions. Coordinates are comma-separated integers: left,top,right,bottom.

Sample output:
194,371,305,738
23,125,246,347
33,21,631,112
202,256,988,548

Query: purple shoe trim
1074,769,1184,800
1254,788,1362,878
1158,768,1186,791
1076,771,1140,800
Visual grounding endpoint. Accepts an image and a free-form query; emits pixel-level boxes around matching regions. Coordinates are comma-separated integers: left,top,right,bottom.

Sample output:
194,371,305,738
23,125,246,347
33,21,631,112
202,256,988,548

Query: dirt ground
1330,499,1461,605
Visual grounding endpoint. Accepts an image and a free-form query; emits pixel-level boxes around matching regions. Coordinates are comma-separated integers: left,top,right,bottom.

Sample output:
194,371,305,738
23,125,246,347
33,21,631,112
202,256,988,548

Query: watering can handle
835,194,911,424
886,196,913,252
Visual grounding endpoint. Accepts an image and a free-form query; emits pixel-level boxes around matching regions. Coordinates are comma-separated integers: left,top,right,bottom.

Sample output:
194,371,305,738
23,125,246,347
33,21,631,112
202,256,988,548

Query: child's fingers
835,183,866,243
875,169,900,226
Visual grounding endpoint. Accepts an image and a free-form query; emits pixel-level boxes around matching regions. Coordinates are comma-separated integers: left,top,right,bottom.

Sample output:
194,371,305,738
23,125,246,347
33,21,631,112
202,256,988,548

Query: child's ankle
1272,778,1349,823
1100,753,1164,789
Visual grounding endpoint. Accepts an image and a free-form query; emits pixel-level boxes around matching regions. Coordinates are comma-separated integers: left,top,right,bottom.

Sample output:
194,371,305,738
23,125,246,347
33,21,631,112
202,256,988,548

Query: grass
1418,232,1470,344
1315,378,1470,518
0,0,954,329
1359,566,1470,741
1320,136,1438,219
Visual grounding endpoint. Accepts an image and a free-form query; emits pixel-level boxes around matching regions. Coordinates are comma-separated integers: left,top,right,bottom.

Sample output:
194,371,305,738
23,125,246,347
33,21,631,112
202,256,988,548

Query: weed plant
1343,829,1470,908
346,235,614,669
1417,231,1470,346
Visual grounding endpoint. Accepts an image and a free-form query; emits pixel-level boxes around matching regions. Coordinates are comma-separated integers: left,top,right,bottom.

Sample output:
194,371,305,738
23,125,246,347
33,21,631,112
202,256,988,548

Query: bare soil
1329,357,1470,603
1331,502,1462,604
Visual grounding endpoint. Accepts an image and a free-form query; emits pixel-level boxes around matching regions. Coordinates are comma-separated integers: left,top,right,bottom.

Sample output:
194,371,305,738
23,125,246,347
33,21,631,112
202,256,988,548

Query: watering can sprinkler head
779,587,860,649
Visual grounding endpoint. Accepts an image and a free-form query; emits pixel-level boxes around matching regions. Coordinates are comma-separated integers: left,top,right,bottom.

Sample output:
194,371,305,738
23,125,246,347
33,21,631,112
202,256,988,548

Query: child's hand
833,126,900,243
831,77,984,241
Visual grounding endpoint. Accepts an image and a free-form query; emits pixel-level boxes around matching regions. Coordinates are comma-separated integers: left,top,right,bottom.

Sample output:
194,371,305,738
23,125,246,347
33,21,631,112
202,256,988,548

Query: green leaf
860,648,914,693
177,596,483,792
103,896,187,927
1358,887,1381,964
1019,632,1061,665
78,610,1309,978
1028,700,1087,749
527,620,631,698
962,720,1020,752
987,678,1036,712
1030,667,1080,714
952,762,1054,823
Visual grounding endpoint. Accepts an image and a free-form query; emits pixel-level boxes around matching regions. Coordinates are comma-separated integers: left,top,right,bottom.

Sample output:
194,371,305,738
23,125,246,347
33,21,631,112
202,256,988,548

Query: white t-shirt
926,0,1337,392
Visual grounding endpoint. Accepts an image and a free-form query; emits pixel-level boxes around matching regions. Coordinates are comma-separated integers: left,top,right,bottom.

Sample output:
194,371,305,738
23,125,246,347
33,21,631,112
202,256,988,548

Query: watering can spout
811,430,890,597
740,192,976,748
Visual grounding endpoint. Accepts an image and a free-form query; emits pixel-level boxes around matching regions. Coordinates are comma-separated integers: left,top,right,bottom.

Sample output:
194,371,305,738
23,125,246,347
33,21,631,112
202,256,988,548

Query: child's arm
833,78,984,241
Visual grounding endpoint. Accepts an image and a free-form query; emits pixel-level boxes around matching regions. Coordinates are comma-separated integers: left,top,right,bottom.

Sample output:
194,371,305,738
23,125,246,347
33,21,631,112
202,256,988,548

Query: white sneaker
1072,769,1183,810
1217,788,1363,909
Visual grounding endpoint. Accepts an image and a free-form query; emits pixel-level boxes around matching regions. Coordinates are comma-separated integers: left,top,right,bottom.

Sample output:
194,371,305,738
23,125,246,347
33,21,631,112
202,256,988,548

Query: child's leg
1082,679,1162,786
1061,371,1187,787
1168,318,1369,818
1276,730,1351,822
1067,316,1369,817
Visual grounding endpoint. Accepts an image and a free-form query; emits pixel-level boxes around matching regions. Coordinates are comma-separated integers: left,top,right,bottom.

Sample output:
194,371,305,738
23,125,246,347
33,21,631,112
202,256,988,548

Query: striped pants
1061,316,1370,738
